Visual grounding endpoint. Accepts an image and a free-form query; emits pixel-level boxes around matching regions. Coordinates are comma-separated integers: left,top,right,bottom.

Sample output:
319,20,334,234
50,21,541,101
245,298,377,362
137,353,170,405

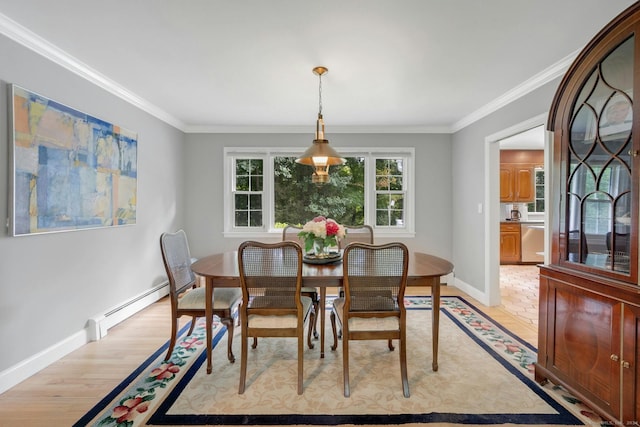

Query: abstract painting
9,84,137,236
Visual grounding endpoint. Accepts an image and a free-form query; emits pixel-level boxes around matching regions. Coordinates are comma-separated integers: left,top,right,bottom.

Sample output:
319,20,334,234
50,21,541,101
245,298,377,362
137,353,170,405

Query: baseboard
453,276,490,306
0,329,88,395
0,282,169,395
440,272,454,286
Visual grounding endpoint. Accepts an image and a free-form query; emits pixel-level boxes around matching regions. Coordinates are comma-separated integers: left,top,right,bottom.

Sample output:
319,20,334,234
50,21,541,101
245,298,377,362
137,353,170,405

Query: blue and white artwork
10,85,138,235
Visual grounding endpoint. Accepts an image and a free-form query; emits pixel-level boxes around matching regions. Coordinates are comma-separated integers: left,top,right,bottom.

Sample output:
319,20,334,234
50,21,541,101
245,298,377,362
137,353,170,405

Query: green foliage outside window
273,156,365,227
375,159,405,226
235,159,263,227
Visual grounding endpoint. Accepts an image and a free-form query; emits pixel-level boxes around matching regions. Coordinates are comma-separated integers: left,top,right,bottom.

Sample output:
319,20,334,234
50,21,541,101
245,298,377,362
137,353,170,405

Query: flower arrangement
298,216,346,257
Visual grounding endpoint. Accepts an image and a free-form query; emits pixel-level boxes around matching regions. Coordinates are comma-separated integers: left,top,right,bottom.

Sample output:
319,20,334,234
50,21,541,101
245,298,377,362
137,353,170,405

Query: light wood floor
0,286,538,426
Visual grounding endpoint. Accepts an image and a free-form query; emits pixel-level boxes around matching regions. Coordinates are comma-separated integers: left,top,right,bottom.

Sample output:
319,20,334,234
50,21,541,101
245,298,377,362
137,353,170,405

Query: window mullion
266,154,275,231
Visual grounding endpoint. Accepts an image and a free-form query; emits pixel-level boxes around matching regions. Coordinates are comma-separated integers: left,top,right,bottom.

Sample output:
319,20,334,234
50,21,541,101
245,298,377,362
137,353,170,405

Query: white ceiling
499,125,545,150
0,1,636,133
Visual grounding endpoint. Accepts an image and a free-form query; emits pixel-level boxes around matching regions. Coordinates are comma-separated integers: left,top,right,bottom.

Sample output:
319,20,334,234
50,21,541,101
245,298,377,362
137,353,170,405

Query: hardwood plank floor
0,286,537,426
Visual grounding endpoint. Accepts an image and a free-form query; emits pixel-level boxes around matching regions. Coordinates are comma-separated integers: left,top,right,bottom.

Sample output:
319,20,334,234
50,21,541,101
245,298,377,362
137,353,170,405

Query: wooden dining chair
159,230,242,363
237,240,316,395
339,224,374,249
336,225,374,302
330,242,410,397
282,224,320,338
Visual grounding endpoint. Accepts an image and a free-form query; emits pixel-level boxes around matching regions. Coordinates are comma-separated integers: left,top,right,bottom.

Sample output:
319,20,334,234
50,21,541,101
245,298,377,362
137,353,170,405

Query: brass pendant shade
296,66,345,184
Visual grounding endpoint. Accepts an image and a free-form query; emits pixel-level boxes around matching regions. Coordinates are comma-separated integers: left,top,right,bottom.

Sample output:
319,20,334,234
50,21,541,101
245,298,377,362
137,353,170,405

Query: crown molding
182,124,453,134
0,12,186,131
451,50,578,133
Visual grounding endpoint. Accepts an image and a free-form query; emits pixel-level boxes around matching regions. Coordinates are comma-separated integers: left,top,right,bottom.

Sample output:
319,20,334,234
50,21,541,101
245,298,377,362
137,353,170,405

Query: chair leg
164,316,180,361
307,309,315,350
252,337,258,349
221,317,236,363
298,326,304,395
239,327,248,394
342,328,350,397
330,310,339,351
312,298,320,339
388,339,395,351
400,334,410,398
187,316,197,336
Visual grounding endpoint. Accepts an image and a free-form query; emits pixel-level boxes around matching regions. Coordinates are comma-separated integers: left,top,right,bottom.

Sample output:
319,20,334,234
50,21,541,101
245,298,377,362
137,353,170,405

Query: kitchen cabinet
536,4,640,425
500,151,543,203
500,223,521,264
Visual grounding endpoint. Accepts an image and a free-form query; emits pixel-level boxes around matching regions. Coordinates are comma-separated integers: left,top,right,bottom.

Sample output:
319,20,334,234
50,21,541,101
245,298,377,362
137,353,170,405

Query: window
375,159,405,226
233,159,264,227
224,148,414,237
526,168,544,213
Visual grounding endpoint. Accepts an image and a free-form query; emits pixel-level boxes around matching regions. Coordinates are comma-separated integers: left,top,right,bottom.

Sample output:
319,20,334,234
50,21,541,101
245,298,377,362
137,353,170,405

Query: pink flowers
325,220,340,236
298,216,346,253
301,216,345,239
150,362,180,381
111,396,150,423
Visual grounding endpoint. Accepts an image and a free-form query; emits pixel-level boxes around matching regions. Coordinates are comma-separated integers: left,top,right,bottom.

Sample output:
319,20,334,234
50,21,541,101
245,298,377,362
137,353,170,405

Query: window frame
223,147,415,238
527,167,545,213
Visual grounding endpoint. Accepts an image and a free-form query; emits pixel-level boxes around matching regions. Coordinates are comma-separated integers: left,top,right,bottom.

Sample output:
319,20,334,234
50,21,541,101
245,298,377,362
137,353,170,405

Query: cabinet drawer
500,223,521,232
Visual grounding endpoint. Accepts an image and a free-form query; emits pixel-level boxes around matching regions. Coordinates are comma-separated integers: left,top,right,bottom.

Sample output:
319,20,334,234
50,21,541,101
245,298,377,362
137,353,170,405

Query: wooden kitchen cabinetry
500,223,521,264
536,4,640,425
499,150,543,202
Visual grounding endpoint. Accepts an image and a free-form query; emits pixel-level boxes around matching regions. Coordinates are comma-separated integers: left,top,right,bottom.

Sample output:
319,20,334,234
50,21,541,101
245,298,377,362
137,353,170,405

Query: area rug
74,296,602,427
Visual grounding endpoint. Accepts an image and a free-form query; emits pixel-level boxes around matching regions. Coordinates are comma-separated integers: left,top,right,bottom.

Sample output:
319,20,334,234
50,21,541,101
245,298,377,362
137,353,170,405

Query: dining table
191,250,454,375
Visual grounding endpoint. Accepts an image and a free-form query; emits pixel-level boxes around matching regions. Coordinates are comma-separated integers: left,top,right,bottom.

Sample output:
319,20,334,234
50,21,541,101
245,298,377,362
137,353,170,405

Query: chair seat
333,297,400,331
178,287,242,310
248,296,313,328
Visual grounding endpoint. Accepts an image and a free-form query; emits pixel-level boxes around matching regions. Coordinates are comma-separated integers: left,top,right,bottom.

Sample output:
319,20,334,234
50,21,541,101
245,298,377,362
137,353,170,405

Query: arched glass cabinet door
564,35,636,280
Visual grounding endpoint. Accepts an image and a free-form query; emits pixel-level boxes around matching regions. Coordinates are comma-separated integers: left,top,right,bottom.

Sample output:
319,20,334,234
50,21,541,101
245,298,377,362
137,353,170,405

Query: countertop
501,220,544,225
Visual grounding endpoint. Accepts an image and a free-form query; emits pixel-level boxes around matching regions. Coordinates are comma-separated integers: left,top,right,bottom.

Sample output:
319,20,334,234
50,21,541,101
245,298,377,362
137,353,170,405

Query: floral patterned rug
74,296,602,426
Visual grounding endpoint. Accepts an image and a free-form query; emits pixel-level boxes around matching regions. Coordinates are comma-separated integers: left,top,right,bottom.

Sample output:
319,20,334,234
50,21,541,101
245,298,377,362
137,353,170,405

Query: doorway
497,125,545,325
484,114,551,310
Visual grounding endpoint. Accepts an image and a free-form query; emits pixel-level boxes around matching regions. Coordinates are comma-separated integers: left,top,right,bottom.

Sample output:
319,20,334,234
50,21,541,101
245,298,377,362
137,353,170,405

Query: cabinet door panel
500,166,514,202
623,305,640,422
550,285,618,417
514,167,534,201
500,231,520,263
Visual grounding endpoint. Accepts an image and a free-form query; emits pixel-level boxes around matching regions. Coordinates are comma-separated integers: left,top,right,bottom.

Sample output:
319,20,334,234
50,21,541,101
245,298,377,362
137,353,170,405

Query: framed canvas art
8,84,138,236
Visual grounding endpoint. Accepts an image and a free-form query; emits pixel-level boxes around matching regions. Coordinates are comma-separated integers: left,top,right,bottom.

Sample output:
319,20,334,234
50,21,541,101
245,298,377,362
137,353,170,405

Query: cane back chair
237,240,316,395
336,225,374,300
282,224,320,338
339,224,374,249
330,242,410,397
159,230,242,363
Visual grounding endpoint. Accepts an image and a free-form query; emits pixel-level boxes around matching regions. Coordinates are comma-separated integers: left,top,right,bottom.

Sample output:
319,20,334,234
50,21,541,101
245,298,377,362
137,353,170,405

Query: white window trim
223,147,415,238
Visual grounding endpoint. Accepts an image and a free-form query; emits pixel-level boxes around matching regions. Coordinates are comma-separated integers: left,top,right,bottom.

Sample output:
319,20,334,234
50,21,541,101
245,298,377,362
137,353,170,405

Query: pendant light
296,66,345,184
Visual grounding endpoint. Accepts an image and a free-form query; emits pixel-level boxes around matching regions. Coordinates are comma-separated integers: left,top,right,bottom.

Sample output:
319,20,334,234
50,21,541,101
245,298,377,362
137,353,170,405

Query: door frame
484,113,551,306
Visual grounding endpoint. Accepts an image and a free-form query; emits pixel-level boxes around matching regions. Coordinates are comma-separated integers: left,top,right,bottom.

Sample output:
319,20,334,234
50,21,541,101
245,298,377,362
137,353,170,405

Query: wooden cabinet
537,4,640,425
500,223,521,264
499,166,514,201
500,151,542,202
537,267,640,422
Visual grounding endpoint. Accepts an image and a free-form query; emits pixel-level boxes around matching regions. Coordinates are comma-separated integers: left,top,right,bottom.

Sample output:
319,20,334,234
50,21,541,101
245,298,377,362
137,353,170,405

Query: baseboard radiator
87,281,169,341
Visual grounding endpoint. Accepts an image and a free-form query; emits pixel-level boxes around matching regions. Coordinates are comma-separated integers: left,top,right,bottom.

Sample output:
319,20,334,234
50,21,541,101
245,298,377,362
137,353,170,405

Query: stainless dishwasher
521,223,544,263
